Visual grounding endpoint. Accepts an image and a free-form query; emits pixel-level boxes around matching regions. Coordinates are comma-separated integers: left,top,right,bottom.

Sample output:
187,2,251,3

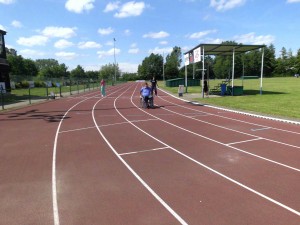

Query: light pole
113,38,116,85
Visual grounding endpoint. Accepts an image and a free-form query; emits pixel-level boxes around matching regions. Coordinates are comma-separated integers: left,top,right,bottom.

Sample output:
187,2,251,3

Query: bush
20,80,29,88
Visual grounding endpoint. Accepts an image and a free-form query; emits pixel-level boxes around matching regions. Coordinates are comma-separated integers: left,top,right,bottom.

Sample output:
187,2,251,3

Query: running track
0,82,299,225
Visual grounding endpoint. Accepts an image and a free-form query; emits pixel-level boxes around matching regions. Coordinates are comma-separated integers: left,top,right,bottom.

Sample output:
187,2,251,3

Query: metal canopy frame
184,43,265,97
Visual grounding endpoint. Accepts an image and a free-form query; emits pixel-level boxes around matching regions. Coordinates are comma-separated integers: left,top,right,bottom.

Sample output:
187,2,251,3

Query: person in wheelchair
140,82,153,108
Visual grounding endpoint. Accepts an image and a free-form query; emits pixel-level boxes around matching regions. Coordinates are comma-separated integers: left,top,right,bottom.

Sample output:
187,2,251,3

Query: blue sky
1,0,300,73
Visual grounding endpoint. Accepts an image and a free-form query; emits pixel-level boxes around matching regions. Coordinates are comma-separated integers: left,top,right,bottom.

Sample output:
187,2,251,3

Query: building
0,29,11,92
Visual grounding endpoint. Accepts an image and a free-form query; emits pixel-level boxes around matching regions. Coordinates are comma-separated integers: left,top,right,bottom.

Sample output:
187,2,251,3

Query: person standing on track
100,79,106,97
140,82,152,108
150,76,158,96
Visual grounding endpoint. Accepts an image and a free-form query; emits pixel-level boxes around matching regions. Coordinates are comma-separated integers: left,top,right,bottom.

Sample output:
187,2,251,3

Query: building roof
185,43,265,56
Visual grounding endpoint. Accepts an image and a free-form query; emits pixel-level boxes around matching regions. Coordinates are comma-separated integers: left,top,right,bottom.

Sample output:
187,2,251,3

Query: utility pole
113,38,116,86
163,52,165,81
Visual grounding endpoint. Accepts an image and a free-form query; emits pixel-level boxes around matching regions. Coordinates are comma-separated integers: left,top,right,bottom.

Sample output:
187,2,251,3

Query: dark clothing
150,78,157,95
204,80,208,93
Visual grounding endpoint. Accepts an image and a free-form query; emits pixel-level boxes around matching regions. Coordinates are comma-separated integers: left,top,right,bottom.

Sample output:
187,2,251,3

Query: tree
35,59,67,79
7,55,26,76
71,65,85,80
263,44,276,77
164,46,182,80
99,63,120,83
23,59,38,77
137,53,163,80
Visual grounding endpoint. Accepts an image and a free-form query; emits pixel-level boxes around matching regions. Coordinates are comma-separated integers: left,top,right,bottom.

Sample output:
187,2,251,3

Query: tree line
6,40,300,85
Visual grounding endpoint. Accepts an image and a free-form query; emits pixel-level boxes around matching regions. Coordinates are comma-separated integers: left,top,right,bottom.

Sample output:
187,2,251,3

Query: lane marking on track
251,127,271,131
52,86,129,225
52,92,102,225
226,138,263,146
92,84,189,225
160,88,300,131
119,147,169,156
158,96,300,151
127,89,300,217
131,118,158,123
158,106,300,172
59,126,96,133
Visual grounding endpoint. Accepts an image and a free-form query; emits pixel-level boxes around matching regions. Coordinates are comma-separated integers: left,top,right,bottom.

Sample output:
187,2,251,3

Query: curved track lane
0,82,299,225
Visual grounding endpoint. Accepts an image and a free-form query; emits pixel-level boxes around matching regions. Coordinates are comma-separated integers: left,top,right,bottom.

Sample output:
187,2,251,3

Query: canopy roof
185,43,265,56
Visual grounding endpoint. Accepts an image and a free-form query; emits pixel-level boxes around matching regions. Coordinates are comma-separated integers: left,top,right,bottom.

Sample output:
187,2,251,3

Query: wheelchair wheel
140,97,146,108
149,96,154,108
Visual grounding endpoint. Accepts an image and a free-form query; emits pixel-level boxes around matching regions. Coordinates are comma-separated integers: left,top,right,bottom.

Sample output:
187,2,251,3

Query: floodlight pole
113,38,116,86
231,48,235,96
202,47,205,98
260,47,265,95
163,52,165,81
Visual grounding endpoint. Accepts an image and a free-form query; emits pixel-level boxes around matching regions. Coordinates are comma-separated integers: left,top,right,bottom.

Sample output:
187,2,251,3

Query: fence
1,75,101,110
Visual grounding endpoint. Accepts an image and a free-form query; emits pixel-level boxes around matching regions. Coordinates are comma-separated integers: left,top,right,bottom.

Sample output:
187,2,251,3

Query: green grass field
159,77,300,120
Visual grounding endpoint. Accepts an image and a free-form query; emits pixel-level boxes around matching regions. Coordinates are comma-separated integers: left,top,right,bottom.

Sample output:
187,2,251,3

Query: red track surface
1,82,299,225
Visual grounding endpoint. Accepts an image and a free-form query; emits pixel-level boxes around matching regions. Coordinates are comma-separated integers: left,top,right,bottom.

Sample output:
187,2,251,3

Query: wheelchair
140,95,154,108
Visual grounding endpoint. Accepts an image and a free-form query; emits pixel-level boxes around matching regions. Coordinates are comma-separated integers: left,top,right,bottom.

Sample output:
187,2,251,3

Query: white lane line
52,87,128,225
159,96,300,151
160,88,300,130
226,138,263,146
158,107,300,172
52,94,100,225
131,118,158,123
128,92,300,217
92,85,188,225
251,127,271,131
59,126,96,133
119,147,169,156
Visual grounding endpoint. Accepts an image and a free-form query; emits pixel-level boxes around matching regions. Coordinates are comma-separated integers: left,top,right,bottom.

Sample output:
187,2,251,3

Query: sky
1,0,300,73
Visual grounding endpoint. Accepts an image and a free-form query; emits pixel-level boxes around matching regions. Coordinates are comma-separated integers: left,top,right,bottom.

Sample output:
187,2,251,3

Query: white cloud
17,35,48,47
78,41,102,49
128,48,139,54
124,29,131,36
114,1,146,18
103,1,120,12
143,31,169,39
287,0,300,3
65,0,95,13
11,20,23,28
118,62,139,73
148,47,173,54
19,49,45,58
0,24,6,31
210,0,246,12
204,38,223,44
98,27,114,35
159,41,168,45
188,29,217,39
41,26,77,38
0,0,15,4
97,48,120,58
233,32,275,45
55,51,79,60
54,39,74,49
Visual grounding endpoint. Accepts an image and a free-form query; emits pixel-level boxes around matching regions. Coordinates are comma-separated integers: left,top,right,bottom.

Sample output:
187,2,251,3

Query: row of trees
6,48,122,83
137,41,300,81
6,40,300,85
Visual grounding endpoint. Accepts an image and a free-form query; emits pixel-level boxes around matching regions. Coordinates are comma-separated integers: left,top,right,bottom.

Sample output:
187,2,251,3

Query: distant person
100,79,106,97
204,79,208,96
140,82,152,108
150,76,158,96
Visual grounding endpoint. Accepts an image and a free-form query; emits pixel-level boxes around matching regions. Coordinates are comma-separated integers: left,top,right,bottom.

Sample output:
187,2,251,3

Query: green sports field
160,77,300,121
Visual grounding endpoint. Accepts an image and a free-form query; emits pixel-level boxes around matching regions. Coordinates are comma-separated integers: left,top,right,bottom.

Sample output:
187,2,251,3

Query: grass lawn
159,77,300,120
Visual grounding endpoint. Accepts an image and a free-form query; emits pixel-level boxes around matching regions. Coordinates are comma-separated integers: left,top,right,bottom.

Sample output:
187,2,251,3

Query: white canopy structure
184,43,265,97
